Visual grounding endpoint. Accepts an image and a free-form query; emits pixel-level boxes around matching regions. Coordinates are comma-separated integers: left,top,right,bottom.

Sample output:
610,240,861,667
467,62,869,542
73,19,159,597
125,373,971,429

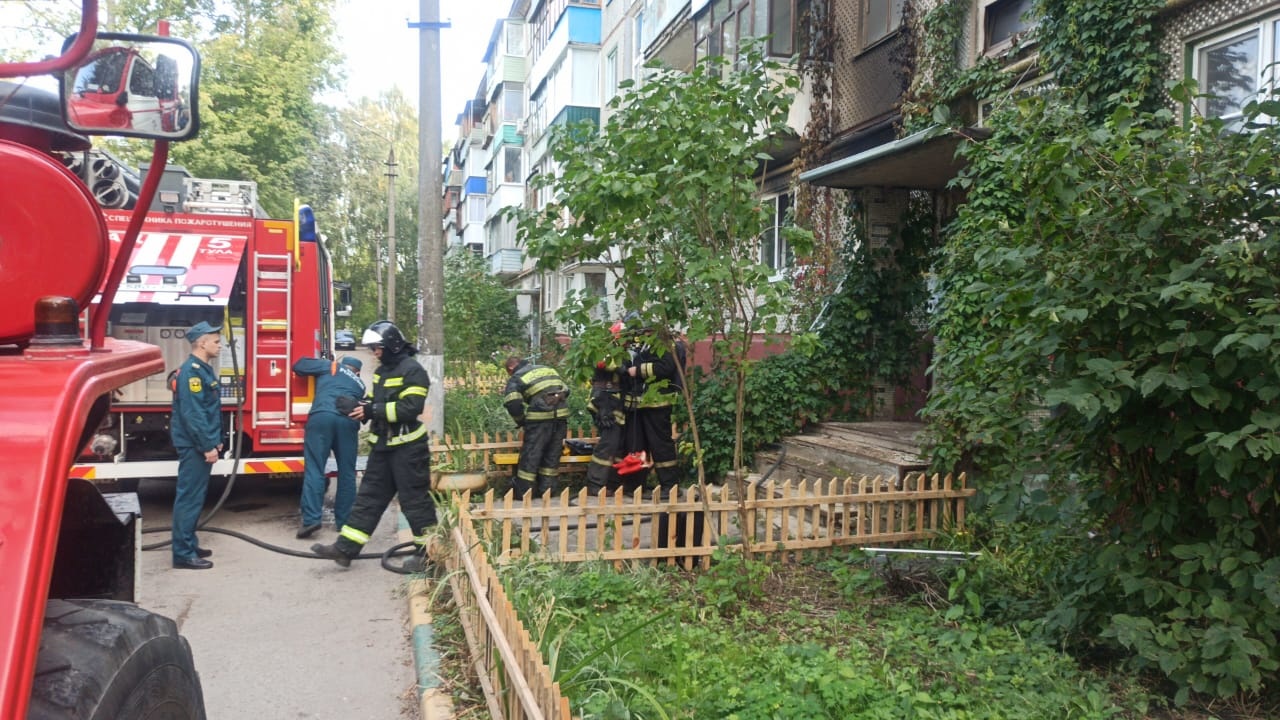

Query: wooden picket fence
434,472,971,719
441,504,576,720
464,472,972,569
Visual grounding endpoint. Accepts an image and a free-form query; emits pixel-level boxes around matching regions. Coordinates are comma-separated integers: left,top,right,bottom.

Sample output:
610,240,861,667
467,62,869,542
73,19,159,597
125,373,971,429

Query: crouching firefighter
313,320,436,573
503,356,571,496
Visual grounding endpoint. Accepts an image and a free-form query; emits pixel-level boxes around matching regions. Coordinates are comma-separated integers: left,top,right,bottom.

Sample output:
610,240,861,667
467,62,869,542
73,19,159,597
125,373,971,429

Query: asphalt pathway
135,475,419,719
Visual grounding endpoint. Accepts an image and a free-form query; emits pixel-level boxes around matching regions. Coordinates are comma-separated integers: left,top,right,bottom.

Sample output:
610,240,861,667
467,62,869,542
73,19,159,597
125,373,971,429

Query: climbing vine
791,0,842,329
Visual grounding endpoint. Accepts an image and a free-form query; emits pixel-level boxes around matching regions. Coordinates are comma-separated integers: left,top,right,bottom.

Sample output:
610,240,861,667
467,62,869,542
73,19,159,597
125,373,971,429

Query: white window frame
467,195,487,224
503,146,523,184
1191,13,1280,130
759,192,793,275
980,0,1037,56
604,47,618,99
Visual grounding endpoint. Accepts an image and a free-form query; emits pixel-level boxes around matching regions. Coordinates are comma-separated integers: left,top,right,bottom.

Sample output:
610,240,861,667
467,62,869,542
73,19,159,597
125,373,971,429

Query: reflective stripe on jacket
503,361,571,423
366,354,430,449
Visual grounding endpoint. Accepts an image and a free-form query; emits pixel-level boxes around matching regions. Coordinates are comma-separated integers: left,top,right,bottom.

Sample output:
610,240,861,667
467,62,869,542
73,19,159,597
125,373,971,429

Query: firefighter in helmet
312,320,436,572
621,314,687,497
503,355,571,496
584,321,629,495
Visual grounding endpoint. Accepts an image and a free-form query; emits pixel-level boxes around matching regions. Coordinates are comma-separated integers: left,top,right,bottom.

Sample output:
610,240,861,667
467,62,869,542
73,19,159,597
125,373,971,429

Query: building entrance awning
799,126,987,190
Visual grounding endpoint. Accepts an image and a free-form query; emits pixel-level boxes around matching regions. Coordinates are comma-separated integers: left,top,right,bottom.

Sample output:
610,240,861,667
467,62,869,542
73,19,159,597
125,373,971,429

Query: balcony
488,247,524,276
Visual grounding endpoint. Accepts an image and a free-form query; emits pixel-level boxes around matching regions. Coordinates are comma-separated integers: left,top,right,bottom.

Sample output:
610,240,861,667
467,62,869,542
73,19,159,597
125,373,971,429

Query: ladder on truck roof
250,251,294,435
184,178,257,215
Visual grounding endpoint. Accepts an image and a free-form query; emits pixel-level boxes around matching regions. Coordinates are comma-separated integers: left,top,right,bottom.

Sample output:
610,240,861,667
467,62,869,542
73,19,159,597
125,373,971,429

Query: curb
397,516,454,720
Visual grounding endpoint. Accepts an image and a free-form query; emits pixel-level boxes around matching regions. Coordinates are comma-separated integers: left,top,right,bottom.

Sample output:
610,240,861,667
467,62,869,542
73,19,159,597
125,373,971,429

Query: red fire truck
1,5,208,717
66,167,352,487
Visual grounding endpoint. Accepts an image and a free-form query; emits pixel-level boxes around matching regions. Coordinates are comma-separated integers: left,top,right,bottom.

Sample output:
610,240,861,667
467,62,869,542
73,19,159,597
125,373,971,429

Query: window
503,147,523,183
468,195,487,223
759,193,793,272
694,0,811,64
983,0,1035,52
505,22,525,55
864,0,904,47
502,84,524,123
1193,16,1279,130
604,48,618,98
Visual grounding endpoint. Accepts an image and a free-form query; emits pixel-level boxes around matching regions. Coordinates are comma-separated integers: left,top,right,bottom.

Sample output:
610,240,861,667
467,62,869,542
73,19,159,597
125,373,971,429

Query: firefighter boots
311,542,352,568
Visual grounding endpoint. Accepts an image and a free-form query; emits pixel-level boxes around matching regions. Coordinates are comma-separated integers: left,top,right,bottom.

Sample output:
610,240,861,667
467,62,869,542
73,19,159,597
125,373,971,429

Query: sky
333,0,510,134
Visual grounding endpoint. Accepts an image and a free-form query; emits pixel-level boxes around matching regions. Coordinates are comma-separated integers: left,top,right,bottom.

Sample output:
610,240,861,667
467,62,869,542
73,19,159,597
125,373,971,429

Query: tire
28,599,206,720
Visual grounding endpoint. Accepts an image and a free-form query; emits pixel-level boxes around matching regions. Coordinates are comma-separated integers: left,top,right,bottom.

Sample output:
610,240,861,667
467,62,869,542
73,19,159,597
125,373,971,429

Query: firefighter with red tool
586,323,629,495
621,316,688,498
170,320,224,570
312,321,436,572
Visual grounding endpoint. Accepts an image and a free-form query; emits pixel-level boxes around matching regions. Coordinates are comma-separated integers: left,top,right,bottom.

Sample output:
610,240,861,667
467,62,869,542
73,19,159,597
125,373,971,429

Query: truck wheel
28,599,206,720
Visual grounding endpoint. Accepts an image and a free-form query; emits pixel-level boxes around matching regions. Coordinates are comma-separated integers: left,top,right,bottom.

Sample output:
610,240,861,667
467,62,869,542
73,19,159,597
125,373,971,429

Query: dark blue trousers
301,412,360,527
172,446,212,561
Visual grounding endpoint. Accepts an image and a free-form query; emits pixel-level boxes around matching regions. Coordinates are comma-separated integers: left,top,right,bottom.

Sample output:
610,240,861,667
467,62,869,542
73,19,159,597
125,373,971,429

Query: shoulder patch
189,377,203,393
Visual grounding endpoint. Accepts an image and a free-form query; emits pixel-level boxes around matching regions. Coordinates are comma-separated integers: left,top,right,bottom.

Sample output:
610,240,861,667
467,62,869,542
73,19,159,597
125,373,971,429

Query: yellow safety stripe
504,390,523,404
384,377,404,387
340,526,371,545
525,378,564,397
413,534,429,547
525,408,571,421
537,469,560,478
654,459,679,468
372,373,381,384
400,386,428,397
386,400,398,423
641,362,654,378
386,425,427,446
517,469,537,482
590,455,614,466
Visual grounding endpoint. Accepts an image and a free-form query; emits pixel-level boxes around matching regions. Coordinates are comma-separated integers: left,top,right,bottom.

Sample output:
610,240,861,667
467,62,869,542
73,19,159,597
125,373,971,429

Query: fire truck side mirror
59,33,200,142
334,281,352,317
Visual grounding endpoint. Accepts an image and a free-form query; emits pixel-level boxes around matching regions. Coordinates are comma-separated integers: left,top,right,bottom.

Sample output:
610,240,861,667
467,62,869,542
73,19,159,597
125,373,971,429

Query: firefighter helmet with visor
361,320,408,355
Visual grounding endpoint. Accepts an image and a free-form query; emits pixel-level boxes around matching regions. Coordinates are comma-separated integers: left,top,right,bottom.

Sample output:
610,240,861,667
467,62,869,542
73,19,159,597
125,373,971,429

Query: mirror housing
59,33,199,141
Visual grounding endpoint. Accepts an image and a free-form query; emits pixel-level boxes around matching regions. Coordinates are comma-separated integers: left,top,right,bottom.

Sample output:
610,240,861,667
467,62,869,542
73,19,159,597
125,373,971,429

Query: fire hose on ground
136,323,420,574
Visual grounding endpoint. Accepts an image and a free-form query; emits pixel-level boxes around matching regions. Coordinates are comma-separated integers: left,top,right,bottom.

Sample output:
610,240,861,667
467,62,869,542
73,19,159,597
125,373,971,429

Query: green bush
926,90,1280,699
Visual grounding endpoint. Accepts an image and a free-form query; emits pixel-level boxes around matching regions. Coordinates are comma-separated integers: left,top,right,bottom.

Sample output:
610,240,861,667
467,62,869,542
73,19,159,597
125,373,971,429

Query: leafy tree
927,88,1280,700
313,93,421,331
120,0,346,218
443,250,525,362
515,45,811,538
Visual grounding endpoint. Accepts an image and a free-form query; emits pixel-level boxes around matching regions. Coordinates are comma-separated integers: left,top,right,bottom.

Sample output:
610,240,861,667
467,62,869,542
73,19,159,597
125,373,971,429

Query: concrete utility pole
412,0,446,438
385,147,398,321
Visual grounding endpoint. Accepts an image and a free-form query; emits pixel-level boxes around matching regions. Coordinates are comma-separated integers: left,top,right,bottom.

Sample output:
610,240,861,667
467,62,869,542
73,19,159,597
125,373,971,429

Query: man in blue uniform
503,356,571,496
170,320,224,570
312,321,436,572
292,355,366,539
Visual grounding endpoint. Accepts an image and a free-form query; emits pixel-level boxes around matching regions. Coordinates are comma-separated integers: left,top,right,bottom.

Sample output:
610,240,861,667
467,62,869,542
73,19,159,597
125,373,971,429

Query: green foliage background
914,0,1280,697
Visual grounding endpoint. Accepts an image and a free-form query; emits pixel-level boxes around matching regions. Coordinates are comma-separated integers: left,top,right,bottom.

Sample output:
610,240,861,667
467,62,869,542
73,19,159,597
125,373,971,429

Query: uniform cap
185,320,222,343
339,356,362,372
